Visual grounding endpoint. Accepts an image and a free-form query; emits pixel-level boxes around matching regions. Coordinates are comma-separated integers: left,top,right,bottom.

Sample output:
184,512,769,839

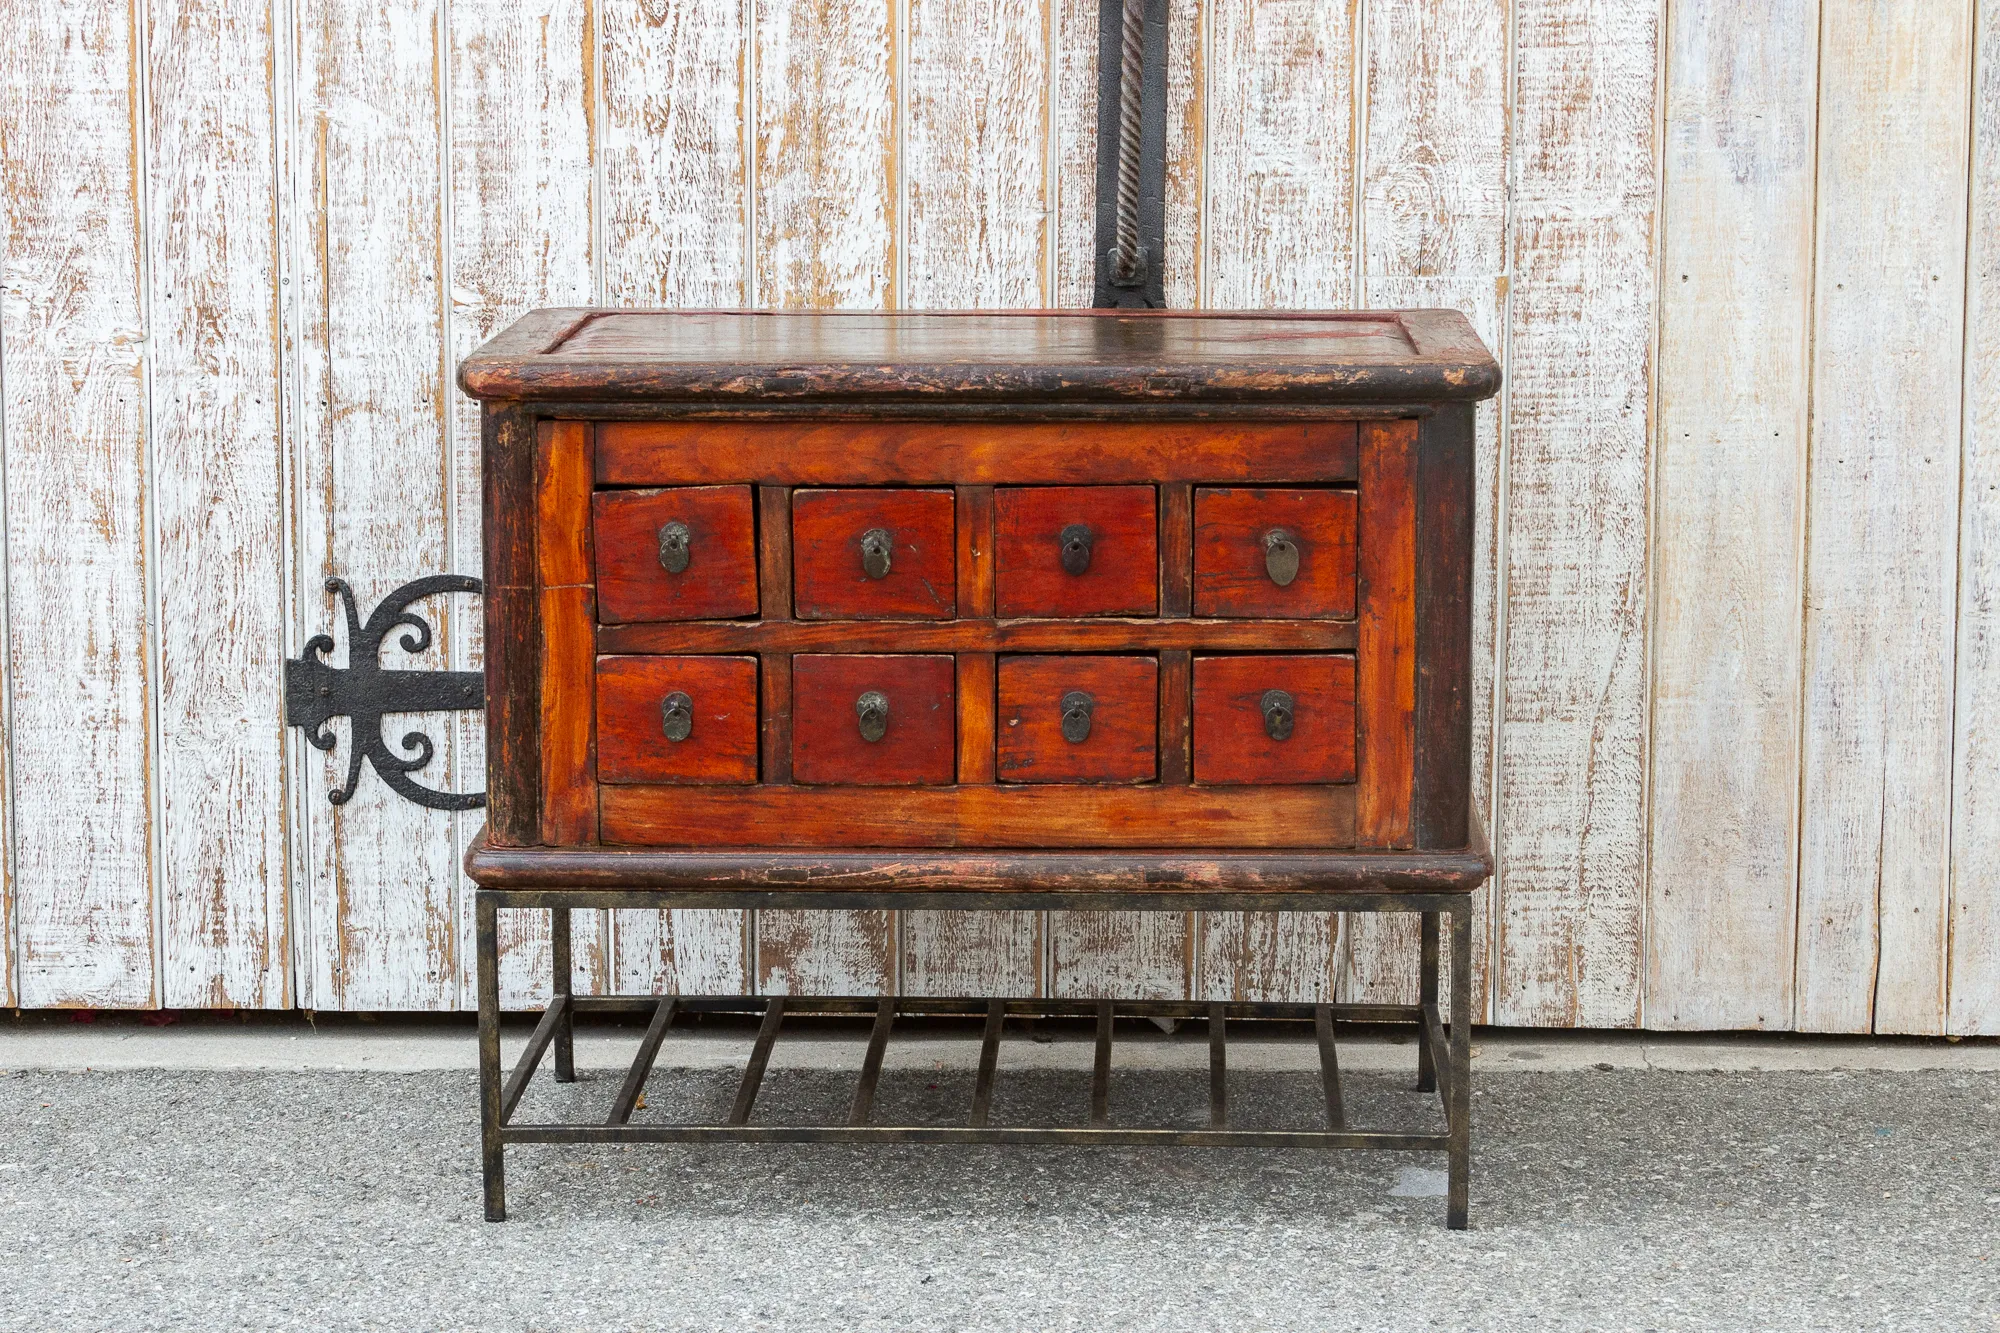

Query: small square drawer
1193,488,1357,618
792,488,956,620
792,654,956,785
994,485,1158,618
596,655,759,784
1192,654,1355,784
593,484,759,623
997,655,1158,784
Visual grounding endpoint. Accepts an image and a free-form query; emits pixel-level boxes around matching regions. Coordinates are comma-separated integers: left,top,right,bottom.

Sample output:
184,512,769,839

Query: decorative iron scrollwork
285,575,486,811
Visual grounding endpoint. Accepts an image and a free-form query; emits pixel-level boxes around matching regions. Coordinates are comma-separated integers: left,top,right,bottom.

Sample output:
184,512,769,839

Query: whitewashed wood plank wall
1,0,1994,1032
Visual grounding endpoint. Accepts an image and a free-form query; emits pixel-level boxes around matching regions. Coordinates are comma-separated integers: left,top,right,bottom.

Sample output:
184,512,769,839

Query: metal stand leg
476,892,506,1222
551,906,575,1083
1416,911,1440,1093
1447,904,1473,1229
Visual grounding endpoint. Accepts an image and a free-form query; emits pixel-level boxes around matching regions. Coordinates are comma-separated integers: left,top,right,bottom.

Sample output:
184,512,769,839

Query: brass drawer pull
1059,523,1094,575
1263,528,1300,587
1261,689,1295,742
860,527,894,580
661,691,694,742
856,690,890,743
1060,690,1095,744
657,520,692,574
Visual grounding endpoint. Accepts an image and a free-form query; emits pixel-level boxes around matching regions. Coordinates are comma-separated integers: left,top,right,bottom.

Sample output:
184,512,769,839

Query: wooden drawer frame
489,408,1472,854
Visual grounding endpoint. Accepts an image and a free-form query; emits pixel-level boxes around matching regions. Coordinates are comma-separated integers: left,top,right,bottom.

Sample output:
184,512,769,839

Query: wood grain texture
995,486,1159,617
602,783,1357,848
1191,655,1355,785
791,654,958,785
1193,488,1357,620
600,616,1356,655
539,421,597,842
997,655,1158,783
597,420,1362,487
957,486,996,617
1200,913,1339,1003
1355,0,1509,1019
444,0,596,1009
1952,2,2000,1037
2,0,155,1007
754,0,896,307
593,485,759,623
1158,648,1192,784
956,652,999,782
1798,1,1971,1035
1357,420,1416,843
1493,0,1658,1029
1051,912,1192,1000
600,0,749,306
1646,0,1816,1031
148,0,288,1006
758,906,897,995
1160,483,1195,618
901,909,1043,996
904,0,1048,307
791,488,956,619
1204,0,1355,307
597,655,760,784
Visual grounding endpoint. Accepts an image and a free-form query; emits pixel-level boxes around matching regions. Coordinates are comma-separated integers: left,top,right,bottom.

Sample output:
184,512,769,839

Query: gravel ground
0,1052,1996,1331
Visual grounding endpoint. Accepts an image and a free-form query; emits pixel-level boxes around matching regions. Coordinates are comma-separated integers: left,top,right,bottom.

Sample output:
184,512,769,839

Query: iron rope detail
285,575,487,811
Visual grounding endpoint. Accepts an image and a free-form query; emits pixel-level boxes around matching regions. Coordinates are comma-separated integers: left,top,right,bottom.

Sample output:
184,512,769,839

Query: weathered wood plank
905,0,1049,307
1799,1,1972,1035
1200,913,1338,1003
1646,0,1817,1031
600,0,749,306
1346,0,1509,1017
758,908,898,996
1204,0,1356,308
902,910,1043,996
294,0,463,1010
147,0,289,1006
1493,0,1658,1028
1951,0,2000,1038
1052,0,1202,305
1,0,155,1008
445,0,602,1010
1053,912,1191,1000
754,0,897,307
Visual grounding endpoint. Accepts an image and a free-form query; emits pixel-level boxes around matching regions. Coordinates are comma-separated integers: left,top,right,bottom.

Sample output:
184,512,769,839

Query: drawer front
994,485,1158,617
792,487,956,620
593,484,759,623
596,655,759,784
1192,654,1355,784
1193,487,1357,618
792,654,957,785
996,654,1158,784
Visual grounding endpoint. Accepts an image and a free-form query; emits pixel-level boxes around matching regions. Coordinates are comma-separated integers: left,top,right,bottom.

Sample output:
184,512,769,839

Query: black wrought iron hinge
285,576,486,811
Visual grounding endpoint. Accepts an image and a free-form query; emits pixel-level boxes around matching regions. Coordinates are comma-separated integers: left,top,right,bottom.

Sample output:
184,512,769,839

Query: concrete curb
1,1019,1993,1075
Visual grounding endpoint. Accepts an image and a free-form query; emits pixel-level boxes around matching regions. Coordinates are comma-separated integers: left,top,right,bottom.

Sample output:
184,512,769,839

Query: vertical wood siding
3,0,1998,1032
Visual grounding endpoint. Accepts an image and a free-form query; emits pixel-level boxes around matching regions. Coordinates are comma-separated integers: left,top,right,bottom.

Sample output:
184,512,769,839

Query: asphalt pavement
0,1018,1994,1331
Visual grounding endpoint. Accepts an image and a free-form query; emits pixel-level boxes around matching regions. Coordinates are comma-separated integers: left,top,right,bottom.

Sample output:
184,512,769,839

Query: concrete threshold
0,1014,1993,1076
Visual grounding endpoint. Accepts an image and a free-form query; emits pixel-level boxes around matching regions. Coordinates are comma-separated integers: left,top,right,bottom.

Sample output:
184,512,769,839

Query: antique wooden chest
458,308,1498,1227
460,309,1497,857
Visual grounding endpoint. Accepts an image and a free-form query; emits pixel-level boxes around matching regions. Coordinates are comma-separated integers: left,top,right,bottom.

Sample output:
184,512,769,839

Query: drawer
593,484,759,623
1193,487,1357,618
996,655,1158,784
1192,654,1355,784
596,655,759,784
792,487,956,620
792,654,956,785
994,485,1158,618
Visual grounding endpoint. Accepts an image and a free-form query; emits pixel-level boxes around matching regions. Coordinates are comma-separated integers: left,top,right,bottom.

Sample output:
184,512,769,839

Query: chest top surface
466,309,1497,863
459,308,1497,404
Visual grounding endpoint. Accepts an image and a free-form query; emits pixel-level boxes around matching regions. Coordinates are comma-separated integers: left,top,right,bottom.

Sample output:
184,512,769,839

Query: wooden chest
460,309,1498,860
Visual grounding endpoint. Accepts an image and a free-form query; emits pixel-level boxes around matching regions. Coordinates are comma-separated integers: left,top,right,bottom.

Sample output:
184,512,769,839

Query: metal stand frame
476,891,1474,1228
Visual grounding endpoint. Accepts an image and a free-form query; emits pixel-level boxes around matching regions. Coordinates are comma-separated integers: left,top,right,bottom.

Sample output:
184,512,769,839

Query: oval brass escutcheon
661,691,694,742
1059,523,1094,576
860,527,894,580
1263,528,1300,587
1261,688,1295,742
856,690,890,743
1060,690,1094,744
657,520,692,574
